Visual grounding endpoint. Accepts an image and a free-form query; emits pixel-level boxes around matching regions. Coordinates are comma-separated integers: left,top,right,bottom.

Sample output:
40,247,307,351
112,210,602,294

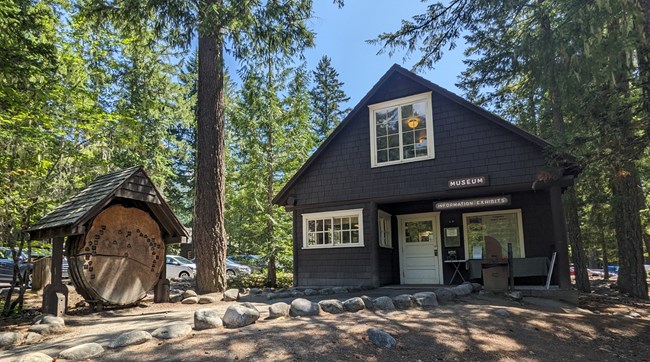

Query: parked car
230,254,266,273
166,255,196,279
607,265,619,276
191,257,252,278
587,268,604,277
226,257,252,278
0,248,32,285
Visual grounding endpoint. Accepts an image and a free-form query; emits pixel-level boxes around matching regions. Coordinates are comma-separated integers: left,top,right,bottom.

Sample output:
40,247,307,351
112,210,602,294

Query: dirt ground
2,279,650,362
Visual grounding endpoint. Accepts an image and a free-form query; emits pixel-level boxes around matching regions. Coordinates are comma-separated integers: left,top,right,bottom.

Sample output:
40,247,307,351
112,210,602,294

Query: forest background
2,0,649,300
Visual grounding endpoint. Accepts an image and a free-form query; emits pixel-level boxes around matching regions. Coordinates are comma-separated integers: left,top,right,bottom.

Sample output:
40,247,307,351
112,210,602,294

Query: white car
166,255,196,279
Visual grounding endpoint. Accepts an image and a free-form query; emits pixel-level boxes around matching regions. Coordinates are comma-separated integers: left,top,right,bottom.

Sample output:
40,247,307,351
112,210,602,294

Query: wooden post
154,242,170,303
550,184,571,289
42,237,68,316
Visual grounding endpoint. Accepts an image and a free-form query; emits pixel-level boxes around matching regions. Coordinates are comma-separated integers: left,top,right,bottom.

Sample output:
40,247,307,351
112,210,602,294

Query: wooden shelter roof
27,166,189,242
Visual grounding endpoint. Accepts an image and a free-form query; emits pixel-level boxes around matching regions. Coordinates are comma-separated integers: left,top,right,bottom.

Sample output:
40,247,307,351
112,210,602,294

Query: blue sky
225,1,468,110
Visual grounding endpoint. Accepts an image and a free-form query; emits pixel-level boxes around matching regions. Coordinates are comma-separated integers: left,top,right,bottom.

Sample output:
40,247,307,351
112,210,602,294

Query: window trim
378,210,393,249
302,208,364,249
462,209,526,260
368,92,435,168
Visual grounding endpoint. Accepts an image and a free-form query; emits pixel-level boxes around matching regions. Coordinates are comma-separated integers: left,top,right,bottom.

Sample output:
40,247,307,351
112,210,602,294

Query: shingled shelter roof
27,166,189,242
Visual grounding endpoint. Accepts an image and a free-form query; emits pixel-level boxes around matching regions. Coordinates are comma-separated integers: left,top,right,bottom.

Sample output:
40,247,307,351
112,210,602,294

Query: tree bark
564,188,591,292
266,126,277,287
610,162,648,299
538,4,589,290
194,0,227,293
602,227,609,280
643,232,650,264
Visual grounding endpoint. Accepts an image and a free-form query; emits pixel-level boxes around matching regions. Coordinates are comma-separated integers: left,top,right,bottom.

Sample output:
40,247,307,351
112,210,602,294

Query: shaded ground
2,280,649,361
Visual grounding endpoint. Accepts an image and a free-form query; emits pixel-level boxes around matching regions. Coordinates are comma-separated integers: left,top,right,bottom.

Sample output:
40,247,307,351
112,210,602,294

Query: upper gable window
368,92,435,168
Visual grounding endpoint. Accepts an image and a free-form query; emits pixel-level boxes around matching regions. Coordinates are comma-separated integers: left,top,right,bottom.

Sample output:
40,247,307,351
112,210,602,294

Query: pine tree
79,0,319,292
310,56,350,141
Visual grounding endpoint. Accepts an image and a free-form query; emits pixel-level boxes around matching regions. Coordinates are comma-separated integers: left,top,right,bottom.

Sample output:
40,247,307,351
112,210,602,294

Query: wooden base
153,278,170,303
43,283,68,316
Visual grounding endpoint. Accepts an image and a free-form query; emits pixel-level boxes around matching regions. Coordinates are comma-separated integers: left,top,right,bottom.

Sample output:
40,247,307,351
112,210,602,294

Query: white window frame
368,92,435,168
378,210,392,249
462,209,526,260
302,209,364,249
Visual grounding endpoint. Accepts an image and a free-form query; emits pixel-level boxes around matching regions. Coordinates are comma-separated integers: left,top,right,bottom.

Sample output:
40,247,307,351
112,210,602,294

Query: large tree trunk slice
69,204,163,305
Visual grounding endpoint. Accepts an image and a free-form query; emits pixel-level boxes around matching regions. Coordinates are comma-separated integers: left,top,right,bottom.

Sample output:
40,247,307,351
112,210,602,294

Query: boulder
319,288,334,295
58,343,104,361
274,291,291,299
15,352,53,362
290,298,320,317
268,302,290,319
194,308,223,330
0,332,21,347
182,290,197,299
367,328,396,349
28,323,64,336
435,288,455,303
199,296,216,304
332,287,349,294
182,296,199,304
291,291,305,298
413,292,439,307
24,332,43,345
304,288,318,296
319,299,344,314
223,289,239,301
392,294,414,309
222,304,260,328
108,330,152,348
451,283,473,297
41,315,64,326
151,324,193,339
360,295,374,310
170,294,183,303
372,296,396,311
494,309,510,317
343,297,366,312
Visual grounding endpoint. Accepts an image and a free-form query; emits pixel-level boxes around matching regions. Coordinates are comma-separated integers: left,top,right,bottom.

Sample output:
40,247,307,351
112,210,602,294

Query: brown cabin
273,65,578,289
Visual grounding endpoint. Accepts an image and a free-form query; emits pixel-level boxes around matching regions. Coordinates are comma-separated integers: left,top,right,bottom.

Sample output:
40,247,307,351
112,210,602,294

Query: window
378,210,392,248
302,209,364,249
368,92,434,167
462,209,525,259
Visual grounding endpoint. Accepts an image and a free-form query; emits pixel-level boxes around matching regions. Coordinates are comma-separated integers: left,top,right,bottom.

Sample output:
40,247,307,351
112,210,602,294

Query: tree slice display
69,204,164,305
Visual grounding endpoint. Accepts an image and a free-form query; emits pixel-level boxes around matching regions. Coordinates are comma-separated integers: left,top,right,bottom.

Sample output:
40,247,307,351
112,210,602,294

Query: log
68,204,163,305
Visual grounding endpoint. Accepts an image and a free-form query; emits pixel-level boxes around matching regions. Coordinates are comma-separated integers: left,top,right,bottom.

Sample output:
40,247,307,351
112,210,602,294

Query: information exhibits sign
434,195,511,210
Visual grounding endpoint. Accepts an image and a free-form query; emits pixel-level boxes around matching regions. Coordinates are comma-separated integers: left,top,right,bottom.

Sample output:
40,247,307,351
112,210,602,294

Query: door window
404,220,433,243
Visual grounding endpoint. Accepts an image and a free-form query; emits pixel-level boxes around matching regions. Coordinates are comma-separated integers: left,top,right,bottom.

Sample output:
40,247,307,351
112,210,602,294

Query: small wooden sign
448,176,488,189
434,195,511,210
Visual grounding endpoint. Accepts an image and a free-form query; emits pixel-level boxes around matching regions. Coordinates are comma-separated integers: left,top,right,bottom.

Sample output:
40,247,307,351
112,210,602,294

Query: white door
398,213,442,284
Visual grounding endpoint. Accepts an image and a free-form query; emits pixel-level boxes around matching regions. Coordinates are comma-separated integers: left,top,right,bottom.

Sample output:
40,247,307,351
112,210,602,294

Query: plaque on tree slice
68,204,164,305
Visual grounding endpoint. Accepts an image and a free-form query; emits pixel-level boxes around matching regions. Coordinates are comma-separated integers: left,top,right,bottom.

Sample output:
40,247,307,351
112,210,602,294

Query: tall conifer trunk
267,130,277,287
194,0,227,293
539,5,590,291
609,52,648,299
610,163,648,298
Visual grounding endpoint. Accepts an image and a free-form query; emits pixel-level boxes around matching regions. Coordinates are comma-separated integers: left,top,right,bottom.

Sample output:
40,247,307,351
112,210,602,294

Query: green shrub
228,271,293,289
